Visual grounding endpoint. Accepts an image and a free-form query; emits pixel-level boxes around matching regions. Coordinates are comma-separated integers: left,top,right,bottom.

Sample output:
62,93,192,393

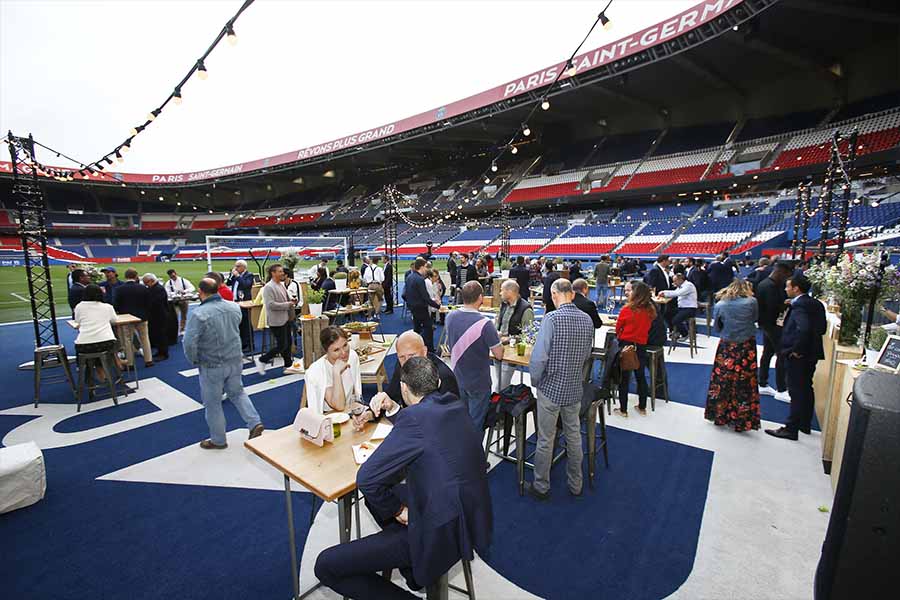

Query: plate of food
330,412,350,424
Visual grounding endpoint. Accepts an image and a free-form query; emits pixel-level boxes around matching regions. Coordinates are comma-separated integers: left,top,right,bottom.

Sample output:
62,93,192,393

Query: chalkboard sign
875,335,900,374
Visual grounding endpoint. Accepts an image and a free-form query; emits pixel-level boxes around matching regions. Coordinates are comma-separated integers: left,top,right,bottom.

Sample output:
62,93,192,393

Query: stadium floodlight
204,234,350,277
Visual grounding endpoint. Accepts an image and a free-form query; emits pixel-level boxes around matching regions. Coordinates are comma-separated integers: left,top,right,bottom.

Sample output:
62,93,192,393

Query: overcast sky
1,0,697,173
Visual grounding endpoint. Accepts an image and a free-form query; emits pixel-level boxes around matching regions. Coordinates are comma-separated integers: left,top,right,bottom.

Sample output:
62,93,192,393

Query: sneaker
524,482,550,502
249,423,265,439
613,408,628,418
758,385,777,396
774,390,791,402
254,357,266,375
634,406,648,416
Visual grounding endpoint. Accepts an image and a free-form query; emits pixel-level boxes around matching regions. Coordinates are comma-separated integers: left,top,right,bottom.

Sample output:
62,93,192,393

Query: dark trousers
384,284,394,312
315,523,418,600
618,342,649,411
412,308,434,353
785,355,816,433
239,309,252,351
259,323,292,366
667,307,697,336
759,326,786,391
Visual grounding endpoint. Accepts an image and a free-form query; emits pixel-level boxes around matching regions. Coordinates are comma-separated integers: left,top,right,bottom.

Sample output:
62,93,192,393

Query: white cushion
0,442,46,514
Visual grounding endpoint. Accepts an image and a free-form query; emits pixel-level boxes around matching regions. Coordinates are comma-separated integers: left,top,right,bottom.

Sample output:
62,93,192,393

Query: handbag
619,344,640,371
293,408,334,447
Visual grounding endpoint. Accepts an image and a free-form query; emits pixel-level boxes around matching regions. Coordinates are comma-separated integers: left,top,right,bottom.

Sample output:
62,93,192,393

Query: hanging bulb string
8,136,121,184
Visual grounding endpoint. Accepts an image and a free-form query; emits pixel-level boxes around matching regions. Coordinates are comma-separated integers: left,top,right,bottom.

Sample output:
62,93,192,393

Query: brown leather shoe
199,439,228,450
249,424,265,439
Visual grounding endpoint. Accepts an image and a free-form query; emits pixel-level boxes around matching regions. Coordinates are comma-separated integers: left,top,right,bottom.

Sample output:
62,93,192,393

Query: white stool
0,442,46,514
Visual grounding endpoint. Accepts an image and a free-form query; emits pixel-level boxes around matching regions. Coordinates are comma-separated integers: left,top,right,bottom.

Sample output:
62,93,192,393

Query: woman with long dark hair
614,281,656,417
705,279,761,432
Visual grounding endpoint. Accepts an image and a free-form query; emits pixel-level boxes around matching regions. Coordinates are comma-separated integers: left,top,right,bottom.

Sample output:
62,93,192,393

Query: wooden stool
698,301,712,336
75,349,122,412
32,345,76,408
645,347,669,411
668,318,697,358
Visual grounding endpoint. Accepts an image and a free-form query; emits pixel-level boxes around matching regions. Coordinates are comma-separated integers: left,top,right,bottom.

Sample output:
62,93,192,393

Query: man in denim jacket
183,278,264,449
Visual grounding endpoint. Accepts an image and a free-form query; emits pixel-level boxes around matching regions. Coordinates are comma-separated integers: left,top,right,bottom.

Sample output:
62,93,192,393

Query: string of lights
34,0,255,183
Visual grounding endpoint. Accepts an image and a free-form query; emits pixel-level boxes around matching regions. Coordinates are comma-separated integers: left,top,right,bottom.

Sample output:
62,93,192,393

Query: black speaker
814,369,900,599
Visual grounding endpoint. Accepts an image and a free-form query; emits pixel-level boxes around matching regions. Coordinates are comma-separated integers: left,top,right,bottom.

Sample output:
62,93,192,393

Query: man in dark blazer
67,269,90,313
447,252,459,288
542,263,562,312
509,255,531,299
766,274,827,441
403,258,441,352
707,254,735,294
226,260,255,351
643,254,672,294
114,268,149,320
315,357,492,600
686,258,709,301
572,278,603,328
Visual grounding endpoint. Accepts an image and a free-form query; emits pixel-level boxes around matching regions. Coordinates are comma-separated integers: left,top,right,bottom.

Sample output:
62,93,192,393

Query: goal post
203,234,349,279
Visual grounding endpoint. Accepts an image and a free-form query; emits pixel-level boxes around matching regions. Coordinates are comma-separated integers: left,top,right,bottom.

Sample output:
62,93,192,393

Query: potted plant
333,271,348,291
554,256,565,271
500,259,512,279
306,288,325,317
865,327,888,365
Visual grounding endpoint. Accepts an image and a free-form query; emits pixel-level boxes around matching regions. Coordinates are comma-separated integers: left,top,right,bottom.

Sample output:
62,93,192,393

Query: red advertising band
1,0,746,185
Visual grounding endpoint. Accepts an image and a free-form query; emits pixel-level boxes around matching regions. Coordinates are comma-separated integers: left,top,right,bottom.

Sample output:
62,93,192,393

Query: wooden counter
828,359,865,492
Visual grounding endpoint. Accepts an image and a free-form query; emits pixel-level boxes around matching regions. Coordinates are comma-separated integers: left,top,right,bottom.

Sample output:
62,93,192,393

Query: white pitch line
10,292,30,302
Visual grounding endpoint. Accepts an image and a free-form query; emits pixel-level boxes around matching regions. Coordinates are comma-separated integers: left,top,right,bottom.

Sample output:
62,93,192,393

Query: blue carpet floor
0,307,801,599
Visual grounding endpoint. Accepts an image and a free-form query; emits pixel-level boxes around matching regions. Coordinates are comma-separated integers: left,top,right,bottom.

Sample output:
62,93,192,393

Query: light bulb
116,151,124,163
511,146,519,155
522,124,531,136
484,176,490,184
147,111,156,122
196,60,208,80
130,127,138,136
567,63,577,77
599,12,612,31
471,189,478,196
491,162,498,172
226,29,238,46
541,99,550,110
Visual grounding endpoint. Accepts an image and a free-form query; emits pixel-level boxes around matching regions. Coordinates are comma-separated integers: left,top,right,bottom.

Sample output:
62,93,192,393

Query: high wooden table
237,300,262,355
67,313,149,378
245,421,383,600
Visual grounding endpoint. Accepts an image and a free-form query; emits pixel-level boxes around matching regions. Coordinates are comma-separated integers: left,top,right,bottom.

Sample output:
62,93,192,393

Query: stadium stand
663,215,779,256
615,220,682,255
541,222,640,256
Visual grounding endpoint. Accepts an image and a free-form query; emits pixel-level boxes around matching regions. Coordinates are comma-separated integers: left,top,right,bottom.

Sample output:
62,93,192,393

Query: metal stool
32,345,76,407
427,560,476,600
645,346,669,411
668,318,698,358
585,391,611,488
484,400,540,496
75,349,123,412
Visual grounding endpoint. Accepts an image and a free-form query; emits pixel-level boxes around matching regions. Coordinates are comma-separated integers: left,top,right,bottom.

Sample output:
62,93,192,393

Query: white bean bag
0,442,46,514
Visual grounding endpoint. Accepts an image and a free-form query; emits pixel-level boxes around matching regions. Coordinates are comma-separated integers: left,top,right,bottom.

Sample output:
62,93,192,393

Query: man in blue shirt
99,267,123,305
183,278,264,449
402,258,441,353
445,281,504,431
526,278,594,500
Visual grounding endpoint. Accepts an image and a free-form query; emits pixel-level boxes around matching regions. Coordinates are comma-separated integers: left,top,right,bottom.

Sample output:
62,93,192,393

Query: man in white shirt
658,272,698,341
363,256,386,316
165,268,195,335
308,258,329,281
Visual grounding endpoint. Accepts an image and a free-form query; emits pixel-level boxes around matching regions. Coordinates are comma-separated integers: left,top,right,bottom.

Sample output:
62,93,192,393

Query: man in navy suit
707,254,735,294
766,274,827,441
643,254,671,294
315,357,492,599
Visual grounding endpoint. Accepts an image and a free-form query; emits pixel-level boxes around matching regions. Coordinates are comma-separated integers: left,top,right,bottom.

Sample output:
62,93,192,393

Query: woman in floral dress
705,279,761,432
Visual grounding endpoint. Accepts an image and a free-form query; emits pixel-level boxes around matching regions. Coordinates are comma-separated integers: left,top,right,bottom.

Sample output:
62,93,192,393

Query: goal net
203,234,348,276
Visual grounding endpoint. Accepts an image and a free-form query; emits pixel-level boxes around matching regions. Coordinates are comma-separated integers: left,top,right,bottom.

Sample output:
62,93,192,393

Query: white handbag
294,408,333,447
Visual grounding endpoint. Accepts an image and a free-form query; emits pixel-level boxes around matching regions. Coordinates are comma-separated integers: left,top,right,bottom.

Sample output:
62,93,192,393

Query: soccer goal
204,234,349,278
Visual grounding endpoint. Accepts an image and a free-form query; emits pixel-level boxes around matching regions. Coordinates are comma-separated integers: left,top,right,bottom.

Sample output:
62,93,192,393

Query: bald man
353,331,459,428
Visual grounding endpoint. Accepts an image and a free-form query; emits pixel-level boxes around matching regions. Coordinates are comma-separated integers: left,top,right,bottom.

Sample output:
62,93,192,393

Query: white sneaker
774,390,791,402
254,357,267,375
758,385,777,396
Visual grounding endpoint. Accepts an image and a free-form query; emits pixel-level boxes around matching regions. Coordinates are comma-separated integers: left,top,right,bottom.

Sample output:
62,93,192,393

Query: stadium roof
3,0,900,213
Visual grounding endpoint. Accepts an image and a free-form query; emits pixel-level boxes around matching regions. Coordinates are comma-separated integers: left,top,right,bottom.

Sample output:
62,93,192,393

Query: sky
0,0,698,174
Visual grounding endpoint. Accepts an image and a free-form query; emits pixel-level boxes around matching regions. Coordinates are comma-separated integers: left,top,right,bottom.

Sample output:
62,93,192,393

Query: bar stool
645,346,669,411
32,345,76,407
668,318,697,358
698,301,712,336
584,388,611,488
426,559,476,600
75,349,123,412
484,397,539,496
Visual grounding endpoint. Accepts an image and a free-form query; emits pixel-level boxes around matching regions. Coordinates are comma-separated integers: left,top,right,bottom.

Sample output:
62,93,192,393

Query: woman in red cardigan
615,281,656,416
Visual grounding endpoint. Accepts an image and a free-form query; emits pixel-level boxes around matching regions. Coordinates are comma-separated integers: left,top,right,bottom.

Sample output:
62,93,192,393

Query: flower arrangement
518,320,542,346
806,251,900,345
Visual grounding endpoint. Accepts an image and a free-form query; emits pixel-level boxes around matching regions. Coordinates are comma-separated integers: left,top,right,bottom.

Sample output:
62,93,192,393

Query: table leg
283,475,300,600
138,322,152,365
119,324,135,368
337,492,353,544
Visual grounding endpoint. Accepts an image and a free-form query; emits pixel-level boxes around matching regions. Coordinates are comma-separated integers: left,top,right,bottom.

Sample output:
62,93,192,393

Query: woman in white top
424,268,441,321
303,326,364,415
72,284,123,377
